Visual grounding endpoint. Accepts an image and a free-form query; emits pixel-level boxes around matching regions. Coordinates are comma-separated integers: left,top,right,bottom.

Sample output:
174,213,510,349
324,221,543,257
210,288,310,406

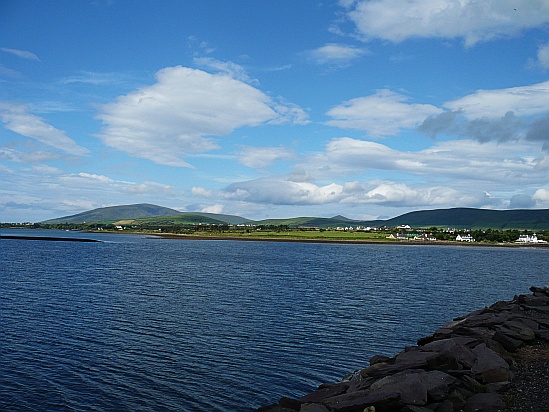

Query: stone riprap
256,286,549,412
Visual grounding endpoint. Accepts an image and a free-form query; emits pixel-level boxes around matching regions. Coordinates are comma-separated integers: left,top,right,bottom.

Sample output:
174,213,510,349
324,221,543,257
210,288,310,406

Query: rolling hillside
40,204,549,230
43,204,181,224
41,204,251,225
382,208,549,230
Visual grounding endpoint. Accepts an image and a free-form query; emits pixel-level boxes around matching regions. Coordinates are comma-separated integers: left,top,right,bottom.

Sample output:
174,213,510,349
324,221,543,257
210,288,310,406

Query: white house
456,234,475,242
516,234,546,244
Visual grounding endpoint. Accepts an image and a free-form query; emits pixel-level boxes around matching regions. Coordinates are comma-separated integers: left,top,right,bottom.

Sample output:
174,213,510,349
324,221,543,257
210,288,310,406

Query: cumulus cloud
419,110,525,143
445,80,549,119
1,47,41,61
342,0,549,46
225,178,346,205
192,186,214,198
223,175,492,210
414,80,549,148
305,43,368,66
532,188,549,206
222,134,547,211
536,43,549,68
300,137,546,188
201,204,224,214
0,102,89,156
237,146,294,168
325,89,442,136
343,182,485,207
96,66,308,167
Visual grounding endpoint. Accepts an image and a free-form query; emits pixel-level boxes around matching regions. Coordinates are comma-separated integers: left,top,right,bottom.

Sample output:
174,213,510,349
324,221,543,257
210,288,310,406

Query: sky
2,0,549,222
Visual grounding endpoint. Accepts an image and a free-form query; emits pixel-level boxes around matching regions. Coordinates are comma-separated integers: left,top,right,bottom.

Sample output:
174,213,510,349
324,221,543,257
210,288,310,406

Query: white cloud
0,103,90,156
193,57,257,84
0,147,60,163
343,182,485,207
306,43,368,66
445,80,549,119
326,89,442,136
342,0,549,46
313,137,545,185
223,174,494,210
124,181,177,196
192,186,214,198
1,47,41,61
201,204,224,214
225,178,346,205
532,188,549,205
73,172,115,183
536,43,549,68
96,66,308,167
237,146,294,168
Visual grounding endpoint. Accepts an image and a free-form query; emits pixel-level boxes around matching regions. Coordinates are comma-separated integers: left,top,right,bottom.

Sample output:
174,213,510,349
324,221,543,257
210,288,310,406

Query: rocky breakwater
257,286,549,412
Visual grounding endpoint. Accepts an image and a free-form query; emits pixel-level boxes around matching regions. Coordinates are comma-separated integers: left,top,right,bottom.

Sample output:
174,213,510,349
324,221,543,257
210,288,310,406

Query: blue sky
2,0,549,222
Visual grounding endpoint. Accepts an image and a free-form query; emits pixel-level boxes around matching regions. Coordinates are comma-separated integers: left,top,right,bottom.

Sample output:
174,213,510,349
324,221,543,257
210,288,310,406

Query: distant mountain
254,208,549,230
41,204,549,230
382,208,549,230
42,204,251,225
43,204,182,223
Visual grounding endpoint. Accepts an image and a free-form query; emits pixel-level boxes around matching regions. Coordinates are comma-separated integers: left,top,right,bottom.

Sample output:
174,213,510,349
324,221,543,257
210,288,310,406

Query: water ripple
1,231,548,411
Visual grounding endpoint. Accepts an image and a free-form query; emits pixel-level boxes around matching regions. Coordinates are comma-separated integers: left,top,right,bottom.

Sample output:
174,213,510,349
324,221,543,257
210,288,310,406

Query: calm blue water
1,229,548,411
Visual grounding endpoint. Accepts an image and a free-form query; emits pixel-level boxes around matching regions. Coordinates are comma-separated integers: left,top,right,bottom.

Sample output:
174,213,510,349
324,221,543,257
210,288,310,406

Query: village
330,224,548,244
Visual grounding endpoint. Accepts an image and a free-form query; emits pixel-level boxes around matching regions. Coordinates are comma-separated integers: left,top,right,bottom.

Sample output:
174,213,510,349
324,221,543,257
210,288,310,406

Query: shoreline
154,232,549,248
2,229,547,248
0,235,100,242
257,286,549,412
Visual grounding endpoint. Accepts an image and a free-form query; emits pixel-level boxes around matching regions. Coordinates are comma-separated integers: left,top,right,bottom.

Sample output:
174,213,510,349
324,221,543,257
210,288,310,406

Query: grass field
161,229,394,242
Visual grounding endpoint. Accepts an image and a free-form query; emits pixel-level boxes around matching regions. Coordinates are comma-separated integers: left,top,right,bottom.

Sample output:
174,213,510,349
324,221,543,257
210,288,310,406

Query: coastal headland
256,286,549,412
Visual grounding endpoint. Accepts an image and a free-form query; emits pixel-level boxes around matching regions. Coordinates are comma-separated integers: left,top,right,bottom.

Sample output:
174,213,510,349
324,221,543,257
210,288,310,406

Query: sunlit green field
175,229,393,242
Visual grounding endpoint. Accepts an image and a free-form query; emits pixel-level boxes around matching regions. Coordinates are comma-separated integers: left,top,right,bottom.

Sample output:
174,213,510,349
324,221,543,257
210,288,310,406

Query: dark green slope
384,208,549,230
42,203,182,223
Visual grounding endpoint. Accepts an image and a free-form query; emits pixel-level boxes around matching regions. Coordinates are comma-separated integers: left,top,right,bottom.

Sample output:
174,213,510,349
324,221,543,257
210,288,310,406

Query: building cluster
516,234,547,244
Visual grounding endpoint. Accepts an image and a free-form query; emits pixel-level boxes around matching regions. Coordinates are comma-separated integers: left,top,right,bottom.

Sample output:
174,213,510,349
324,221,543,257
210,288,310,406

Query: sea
1,228,547,411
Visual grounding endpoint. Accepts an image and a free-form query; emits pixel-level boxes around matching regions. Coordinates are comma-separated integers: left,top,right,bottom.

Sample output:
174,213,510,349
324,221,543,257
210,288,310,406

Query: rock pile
257,286,549,412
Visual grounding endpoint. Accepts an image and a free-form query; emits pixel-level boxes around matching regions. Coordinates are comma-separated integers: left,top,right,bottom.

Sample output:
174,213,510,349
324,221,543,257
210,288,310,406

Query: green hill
383,208,549,230
42,204,252,226
42,203,182,223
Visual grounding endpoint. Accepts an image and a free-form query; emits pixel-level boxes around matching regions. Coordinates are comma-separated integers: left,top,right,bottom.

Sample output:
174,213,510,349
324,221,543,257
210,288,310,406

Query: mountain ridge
40,204,549,230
